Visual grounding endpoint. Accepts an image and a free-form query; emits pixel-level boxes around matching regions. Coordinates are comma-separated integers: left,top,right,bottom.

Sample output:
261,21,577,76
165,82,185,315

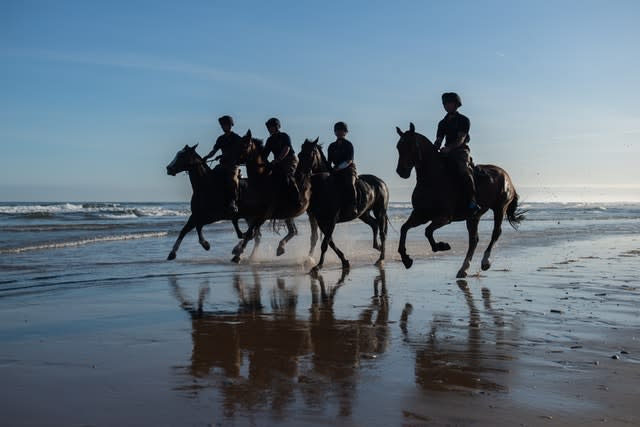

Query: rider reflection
170,266,390,420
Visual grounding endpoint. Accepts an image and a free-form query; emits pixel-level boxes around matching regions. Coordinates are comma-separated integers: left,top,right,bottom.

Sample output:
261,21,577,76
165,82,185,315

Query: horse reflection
401,280,519,393
170,266,390,420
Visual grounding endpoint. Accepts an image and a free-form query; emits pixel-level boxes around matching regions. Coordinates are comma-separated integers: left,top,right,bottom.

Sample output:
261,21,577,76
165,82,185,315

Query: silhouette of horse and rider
166,92,524,275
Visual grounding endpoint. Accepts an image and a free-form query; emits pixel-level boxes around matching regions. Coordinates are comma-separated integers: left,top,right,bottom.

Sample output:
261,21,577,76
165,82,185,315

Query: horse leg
277,218,296,256
359,211,380,251
457,217,480,278
328,239,350,270
196,224,210,251
310,220,337,274
248,226,262,261
232,217,244,239
308,212,319,257
398,211,428,269
375,208,388,266
232,219,264,262
424,218,452,252
481,208,504,271
168,215,196,260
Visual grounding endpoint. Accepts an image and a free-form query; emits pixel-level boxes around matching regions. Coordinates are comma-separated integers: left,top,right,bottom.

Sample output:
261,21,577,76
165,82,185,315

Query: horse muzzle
396,167,412,179
166,166,177,176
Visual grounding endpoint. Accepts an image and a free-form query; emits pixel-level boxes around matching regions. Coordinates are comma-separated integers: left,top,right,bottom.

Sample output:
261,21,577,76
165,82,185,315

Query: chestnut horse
395,123,524,278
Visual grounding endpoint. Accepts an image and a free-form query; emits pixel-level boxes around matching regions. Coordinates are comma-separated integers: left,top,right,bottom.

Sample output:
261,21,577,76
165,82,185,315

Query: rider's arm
434,119,445,150
202,146,218,161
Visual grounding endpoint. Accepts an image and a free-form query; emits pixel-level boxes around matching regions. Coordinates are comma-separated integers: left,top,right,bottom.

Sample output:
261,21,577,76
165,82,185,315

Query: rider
328,121,358,217
433,92,480,214
262,117,300,206
202,115,242,215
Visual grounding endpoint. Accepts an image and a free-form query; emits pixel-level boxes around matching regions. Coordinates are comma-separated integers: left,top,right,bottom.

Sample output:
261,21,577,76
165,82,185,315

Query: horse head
298,137,324,174
395,123,434,179
166,144,202,176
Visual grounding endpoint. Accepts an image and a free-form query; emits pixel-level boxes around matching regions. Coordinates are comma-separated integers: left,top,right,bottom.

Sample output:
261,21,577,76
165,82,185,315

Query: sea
1,201,639,297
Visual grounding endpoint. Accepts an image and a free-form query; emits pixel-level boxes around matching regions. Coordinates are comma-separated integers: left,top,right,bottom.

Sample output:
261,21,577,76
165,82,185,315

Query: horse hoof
231,255,241,264
342,260,350,270
481,260,491,271
402,257,413,269
456,270,467,278
276,246,285,256
437,242,451,251
202,241,210,251
167,252,176,261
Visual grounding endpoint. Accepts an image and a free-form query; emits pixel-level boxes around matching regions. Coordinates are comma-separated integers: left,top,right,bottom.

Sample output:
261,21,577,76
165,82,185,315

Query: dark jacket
263,132,293,160
327,138,354,167
437,112,470,150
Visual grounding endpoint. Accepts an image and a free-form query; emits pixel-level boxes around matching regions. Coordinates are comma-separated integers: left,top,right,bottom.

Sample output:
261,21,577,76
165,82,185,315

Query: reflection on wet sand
402,280,520,394
170,266,389,420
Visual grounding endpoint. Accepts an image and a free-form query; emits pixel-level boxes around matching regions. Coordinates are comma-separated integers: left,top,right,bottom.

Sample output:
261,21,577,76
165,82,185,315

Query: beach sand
1,228,639,426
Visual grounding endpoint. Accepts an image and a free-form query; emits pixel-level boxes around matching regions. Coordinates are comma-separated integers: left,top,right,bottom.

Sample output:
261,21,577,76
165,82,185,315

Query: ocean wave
0,232,169,254
0,203,190,219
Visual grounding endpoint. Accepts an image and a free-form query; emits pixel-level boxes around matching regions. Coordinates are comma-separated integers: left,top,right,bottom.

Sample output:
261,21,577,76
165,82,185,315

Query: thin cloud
1,47,327,103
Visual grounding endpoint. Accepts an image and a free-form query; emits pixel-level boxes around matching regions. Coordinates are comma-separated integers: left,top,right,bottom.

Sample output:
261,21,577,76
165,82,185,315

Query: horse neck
188,162,210,193
315,147,331,173
413,136,444,182
245,151,267,181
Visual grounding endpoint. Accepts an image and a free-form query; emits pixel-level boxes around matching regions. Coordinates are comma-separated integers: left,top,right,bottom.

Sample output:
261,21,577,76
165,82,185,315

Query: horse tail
506,193,526,230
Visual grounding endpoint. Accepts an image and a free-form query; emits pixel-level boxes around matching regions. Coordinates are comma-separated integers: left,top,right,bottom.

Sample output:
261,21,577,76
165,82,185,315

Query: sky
1,0,639,202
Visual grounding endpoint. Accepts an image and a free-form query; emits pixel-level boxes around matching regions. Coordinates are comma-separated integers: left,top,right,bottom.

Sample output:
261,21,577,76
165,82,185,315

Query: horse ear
245,129,252,139
409,122,415,133
184,144,189,149
191,143,199,149
396,126,403,137
313,137,319,144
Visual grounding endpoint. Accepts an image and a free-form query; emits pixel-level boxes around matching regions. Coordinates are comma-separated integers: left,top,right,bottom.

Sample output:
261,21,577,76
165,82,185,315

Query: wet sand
1,233,639,426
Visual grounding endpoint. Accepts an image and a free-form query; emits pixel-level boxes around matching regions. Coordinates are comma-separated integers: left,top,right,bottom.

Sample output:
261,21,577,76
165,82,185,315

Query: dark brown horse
165,144,296,261
297,139,389,273
230,131,312,260
395,123,524,278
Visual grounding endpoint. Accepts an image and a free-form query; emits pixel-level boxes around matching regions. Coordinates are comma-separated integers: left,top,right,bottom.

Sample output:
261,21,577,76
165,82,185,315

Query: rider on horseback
263,117,300,207
328,121,358,217
202,115,242,215
433,92,481,214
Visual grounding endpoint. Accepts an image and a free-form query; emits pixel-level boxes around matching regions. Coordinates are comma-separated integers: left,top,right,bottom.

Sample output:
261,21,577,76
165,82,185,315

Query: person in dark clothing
263,117,300,206
328,121,358,217
202,115,242,214
433,93,480,214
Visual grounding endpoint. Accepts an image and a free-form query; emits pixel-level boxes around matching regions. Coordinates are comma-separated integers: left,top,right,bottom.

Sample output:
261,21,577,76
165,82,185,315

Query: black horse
165,144,297,261
395,123,525,278
230,131,313,261
297,138,389,273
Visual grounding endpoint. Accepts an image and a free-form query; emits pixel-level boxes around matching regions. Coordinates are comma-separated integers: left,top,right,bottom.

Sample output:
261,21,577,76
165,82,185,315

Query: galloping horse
165,144,296,261
230,131,312,261
395,123,524,278
298,138,389,273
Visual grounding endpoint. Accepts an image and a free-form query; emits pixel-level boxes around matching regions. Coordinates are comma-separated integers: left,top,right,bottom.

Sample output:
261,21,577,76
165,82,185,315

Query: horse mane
251,137,264,151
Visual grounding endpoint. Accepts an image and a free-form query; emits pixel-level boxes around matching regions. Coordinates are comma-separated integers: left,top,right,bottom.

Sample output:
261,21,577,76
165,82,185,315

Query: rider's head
218,115,234,132
333,121,348,138
442,92,462,113
265,117,281,135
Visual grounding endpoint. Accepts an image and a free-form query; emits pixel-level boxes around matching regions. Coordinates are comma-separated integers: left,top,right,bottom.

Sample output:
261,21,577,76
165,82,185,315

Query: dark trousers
448,149,477,203
333,164,357,210
274,153,300,203
216,163,239,206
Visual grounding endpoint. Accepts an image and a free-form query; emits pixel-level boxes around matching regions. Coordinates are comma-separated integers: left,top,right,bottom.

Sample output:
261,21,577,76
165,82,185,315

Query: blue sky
1,0,639,202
